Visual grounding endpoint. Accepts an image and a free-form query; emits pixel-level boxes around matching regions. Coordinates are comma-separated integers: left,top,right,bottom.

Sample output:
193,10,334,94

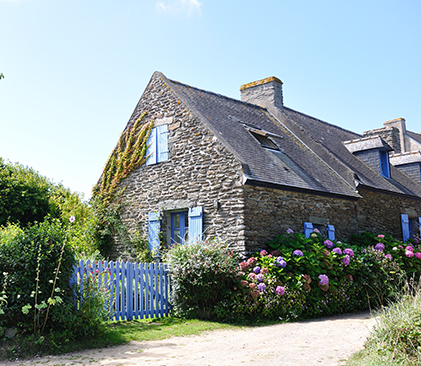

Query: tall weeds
347,277,421,366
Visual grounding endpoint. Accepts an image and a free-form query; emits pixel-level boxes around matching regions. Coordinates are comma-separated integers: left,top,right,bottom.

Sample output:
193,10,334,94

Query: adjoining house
100,71,421,259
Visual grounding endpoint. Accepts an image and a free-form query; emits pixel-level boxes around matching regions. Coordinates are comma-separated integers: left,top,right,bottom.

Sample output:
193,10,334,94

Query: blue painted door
171,211,189,245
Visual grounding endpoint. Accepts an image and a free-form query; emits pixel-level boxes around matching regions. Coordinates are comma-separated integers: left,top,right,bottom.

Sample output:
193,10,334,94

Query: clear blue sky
1,0,420,199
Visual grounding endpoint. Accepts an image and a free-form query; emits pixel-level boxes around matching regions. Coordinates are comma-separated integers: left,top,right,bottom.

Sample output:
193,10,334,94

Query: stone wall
355,188,421,238
242,185,358,256
113,73,246,258
242,185,421,257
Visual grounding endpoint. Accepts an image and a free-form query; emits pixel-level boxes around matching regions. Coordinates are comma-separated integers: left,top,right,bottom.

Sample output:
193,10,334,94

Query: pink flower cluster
275,286,285,296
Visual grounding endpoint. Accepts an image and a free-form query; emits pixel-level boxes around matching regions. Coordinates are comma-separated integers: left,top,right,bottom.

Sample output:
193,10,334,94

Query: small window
379,150,390,178
249,129,280,150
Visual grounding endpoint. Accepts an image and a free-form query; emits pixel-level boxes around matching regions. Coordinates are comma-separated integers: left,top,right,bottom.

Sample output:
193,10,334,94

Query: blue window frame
171,211,189,245
379,150,390,178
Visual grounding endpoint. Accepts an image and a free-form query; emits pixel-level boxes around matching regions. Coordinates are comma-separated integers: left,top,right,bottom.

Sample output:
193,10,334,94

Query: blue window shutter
401,214,410,243
148,211,161,256
304,222,313,238
157,125,169,163
419,217,421,236
379,151,390,178
146,127,157,166
188,206,203,243
327,225,335,241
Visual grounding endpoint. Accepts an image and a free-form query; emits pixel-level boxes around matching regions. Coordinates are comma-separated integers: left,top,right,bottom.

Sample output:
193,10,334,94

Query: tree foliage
0,158,53,227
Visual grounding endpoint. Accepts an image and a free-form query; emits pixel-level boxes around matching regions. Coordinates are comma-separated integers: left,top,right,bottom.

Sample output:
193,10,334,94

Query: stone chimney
383,118,407,153
240,77,284,110
363,126,402,154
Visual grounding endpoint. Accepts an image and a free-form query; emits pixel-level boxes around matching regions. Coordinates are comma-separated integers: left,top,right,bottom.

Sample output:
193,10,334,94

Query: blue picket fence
74,260,172,321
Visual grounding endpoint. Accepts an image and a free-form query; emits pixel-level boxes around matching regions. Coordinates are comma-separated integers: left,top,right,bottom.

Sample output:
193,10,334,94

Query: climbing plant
94,112,153,205
91,112,153,258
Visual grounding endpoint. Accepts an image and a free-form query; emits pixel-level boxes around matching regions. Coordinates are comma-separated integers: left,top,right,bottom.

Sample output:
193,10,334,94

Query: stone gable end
114,73,247,257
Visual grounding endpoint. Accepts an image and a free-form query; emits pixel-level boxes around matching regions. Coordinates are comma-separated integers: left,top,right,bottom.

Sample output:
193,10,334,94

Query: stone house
101,71,421,258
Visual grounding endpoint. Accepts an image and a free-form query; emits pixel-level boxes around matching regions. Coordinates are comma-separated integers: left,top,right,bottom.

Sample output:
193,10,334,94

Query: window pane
173,229,181,244
184,212,189,229
173,214,180,228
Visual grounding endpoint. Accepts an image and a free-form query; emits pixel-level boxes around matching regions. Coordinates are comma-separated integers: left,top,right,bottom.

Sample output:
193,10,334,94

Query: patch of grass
0,316,242,362
347,280,421,366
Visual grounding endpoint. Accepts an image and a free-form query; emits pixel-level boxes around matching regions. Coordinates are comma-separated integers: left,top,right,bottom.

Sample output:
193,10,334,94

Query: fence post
126,261,133,320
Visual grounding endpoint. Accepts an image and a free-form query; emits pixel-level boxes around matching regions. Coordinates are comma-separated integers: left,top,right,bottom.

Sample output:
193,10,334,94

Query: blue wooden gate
74,260,172,320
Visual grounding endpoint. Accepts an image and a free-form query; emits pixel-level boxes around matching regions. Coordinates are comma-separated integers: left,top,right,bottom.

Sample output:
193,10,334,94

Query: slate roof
407,130,421,145
281,108,421,198
158,73,421,200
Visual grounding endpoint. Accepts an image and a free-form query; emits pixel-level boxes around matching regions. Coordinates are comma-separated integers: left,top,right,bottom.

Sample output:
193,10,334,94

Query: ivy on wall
91,112,154,258
93,112,153,204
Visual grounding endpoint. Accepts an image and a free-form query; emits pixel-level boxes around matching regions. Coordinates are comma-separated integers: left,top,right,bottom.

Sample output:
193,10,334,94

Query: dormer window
379,150,391,178
249,129,280,151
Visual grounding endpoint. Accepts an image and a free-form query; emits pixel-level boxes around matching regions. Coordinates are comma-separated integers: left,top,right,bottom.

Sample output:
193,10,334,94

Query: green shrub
165,239,239,319
219,229,421,322
0,218,75,334
72,269,113,337
351,232,421,278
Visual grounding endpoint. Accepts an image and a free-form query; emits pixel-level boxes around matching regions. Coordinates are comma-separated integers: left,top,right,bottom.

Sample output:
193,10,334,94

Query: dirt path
3,311,376,366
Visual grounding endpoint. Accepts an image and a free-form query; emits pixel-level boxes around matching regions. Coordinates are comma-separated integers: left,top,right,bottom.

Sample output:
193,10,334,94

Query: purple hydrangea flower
374,243,385,251
257,283,266,292
313,228,320,233
286,228,294,234
415,238,419,244
256,274,264,282
275,257,287,268
405,246,414,252
260,249,268,256
275,286,285,296
318,274,329,286
341,255,351,266
324,240,334,249
377,234,385,239
343,248,354,257
406,251,414,258
415,252,421,259
385,254,393,261
292,250,303,257
253,266,261,274
332,247,342,255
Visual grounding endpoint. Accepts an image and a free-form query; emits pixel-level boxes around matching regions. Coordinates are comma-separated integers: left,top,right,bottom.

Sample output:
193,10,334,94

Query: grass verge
346,280,421,366
0,316,243,362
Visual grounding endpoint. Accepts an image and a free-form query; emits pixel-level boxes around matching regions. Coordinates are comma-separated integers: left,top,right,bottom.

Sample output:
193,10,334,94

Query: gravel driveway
4,311,376,366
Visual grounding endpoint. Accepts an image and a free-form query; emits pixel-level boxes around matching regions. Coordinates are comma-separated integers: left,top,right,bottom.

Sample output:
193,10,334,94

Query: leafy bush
0,158,53,227
213,229,421,322
72,269,113,337
351,231,421,278
165,240,239,319
0,219,76,333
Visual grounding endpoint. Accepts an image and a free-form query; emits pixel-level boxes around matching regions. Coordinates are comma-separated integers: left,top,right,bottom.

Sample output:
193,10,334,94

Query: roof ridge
168,78,268,111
